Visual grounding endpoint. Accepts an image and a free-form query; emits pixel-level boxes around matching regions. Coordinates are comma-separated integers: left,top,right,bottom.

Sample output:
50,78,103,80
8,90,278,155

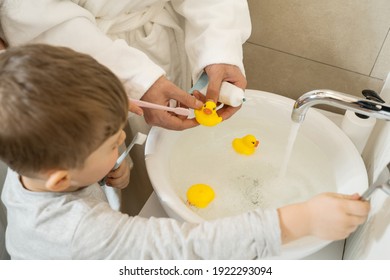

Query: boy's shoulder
1,169,120,259
2,168,108,208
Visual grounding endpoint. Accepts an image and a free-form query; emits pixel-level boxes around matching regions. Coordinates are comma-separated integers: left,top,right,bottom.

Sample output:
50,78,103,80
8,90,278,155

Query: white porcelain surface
144,89,368,259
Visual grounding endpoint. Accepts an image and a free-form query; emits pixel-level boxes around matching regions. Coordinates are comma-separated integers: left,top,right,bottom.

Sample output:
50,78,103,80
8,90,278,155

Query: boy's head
0,44,129,182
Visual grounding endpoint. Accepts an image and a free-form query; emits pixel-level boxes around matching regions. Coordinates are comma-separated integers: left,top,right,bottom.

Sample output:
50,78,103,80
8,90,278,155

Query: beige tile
371,30,390,79
248,0,390,75
243,42,384,113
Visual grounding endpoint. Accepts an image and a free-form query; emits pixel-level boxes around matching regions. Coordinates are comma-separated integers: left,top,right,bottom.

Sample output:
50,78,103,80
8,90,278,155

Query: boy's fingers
345,200,370,217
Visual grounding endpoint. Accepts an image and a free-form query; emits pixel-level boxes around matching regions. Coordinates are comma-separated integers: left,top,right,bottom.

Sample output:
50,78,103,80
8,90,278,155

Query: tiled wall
244,0,390,109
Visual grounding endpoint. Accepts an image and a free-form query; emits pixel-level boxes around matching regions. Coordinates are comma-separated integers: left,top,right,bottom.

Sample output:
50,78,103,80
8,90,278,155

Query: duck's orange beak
203,108,212,115
255,140,259,147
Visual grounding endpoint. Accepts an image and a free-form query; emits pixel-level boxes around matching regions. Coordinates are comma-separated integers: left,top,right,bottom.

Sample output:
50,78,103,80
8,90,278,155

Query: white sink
144,89,368,259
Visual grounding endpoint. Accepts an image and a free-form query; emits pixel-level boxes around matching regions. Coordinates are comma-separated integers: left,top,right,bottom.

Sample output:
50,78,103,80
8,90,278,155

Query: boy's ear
45,170,71,192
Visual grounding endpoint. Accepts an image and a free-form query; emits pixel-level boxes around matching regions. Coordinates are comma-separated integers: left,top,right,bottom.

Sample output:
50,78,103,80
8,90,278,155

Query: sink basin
144,89,368,259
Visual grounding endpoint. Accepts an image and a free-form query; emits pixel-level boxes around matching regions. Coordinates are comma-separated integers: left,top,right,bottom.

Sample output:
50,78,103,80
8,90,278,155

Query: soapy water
169,116,337,220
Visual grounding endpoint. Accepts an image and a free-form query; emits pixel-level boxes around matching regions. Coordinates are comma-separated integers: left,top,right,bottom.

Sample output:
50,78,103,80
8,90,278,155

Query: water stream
279,122,301,178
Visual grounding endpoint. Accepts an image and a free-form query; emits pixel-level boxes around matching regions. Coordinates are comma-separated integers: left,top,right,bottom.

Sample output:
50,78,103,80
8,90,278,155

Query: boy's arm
278,193,370,244
72,205,281,259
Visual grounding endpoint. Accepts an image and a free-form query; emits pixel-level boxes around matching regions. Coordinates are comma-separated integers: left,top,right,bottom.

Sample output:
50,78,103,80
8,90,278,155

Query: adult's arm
0,0,164,99
172,0,251,120
171,0,251,81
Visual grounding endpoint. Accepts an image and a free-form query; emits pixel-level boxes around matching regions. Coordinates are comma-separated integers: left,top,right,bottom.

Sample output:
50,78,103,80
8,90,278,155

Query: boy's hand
306,193,370,240
106,159,131,189
278,192,370,244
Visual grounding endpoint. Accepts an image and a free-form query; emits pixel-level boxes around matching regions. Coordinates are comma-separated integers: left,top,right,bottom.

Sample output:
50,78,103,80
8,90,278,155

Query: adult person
0,0,251,131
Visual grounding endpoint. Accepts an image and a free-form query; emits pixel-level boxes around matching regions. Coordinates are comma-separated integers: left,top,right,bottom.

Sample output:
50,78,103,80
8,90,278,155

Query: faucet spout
291,89,390,123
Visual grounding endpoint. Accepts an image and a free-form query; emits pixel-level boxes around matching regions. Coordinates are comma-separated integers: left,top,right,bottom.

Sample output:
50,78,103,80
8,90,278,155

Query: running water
278,122,301,178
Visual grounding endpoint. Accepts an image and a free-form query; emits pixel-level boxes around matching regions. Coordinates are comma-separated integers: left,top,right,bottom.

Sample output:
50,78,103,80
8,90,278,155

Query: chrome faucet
291,89,390,123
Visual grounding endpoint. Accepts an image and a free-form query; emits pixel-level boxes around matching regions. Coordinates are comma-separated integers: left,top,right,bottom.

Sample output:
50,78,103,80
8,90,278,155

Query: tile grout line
369,27,390,77
245,41,383,81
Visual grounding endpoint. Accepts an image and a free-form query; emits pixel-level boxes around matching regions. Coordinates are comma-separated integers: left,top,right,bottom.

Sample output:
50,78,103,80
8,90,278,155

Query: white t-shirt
1,169,281,259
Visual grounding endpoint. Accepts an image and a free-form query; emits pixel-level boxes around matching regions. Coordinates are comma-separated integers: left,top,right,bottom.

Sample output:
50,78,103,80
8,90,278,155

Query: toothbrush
130,98,190,116
360,179,390,200
98,132,148,186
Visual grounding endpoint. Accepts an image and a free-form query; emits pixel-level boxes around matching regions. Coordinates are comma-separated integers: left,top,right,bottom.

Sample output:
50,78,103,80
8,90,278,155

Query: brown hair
0,44,129,175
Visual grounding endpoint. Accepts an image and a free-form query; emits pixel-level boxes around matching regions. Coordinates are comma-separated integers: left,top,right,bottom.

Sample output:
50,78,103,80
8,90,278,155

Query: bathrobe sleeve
0,0,165,99
171,0,252,81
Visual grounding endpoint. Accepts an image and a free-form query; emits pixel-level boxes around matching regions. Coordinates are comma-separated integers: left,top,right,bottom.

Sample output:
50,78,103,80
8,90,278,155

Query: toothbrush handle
97,148,129,186
361,179,390,200
130,98,190,116
114,143,135,170
98,141,135,186
360,185,377,200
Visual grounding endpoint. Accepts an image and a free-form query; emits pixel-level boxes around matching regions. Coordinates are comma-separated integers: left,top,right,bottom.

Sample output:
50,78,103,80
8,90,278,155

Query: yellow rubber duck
232,134,259,155
186,183,215,208
194,100,222,127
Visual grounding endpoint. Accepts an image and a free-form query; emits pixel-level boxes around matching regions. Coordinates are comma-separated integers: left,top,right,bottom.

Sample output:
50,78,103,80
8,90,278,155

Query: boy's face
69,129,126,187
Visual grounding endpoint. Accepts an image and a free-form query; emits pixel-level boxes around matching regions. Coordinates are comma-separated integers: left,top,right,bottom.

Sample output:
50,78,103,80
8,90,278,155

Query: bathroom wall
244,0,390,110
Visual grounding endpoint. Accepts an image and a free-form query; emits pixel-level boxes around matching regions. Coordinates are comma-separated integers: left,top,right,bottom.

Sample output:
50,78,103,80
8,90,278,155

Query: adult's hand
141,76,203,130
204,64,247,121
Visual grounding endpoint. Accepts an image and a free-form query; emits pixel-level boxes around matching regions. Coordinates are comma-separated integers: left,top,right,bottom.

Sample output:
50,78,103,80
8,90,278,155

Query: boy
0,44,369,259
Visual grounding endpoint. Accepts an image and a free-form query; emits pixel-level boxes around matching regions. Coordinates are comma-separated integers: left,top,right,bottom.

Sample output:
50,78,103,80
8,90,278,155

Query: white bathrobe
0,0,251,98
0,0,251,215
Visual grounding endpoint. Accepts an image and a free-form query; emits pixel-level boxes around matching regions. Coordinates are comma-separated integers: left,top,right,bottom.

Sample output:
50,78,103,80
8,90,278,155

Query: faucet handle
354,89,386,119
362,89,385,103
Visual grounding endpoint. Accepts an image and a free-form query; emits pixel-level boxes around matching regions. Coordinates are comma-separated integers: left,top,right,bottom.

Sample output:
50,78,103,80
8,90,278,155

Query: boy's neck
20,174,85,193
19,175,48,192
